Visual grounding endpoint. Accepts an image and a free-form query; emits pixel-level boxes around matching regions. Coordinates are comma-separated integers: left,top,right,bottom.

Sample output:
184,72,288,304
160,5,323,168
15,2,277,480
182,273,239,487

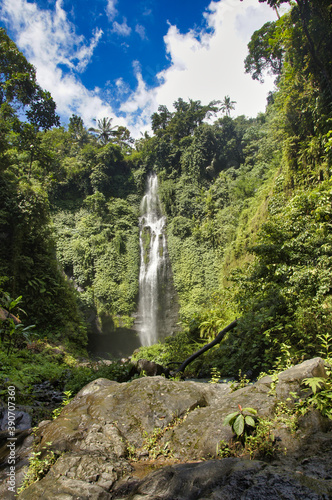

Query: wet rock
116,458,332,500
297,409,331,434
76,377,117,397
0,410,31,432
0,429,33,499
32,380,64,405
162,380,275,459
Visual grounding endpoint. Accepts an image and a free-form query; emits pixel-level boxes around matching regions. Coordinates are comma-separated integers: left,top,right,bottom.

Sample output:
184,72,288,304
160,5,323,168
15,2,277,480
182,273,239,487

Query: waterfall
138,174,168,346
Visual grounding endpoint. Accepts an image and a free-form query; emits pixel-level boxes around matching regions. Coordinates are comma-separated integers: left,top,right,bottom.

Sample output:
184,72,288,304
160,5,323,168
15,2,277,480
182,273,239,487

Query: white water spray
138,174,167,346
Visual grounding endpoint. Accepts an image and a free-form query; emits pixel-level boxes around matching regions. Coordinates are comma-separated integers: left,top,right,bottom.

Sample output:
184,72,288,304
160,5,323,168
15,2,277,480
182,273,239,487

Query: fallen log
175,319,238,374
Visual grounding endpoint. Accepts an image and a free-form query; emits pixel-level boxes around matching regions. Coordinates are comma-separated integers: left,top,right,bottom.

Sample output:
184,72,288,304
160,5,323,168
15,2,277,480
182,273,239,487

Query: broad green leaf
233,414,245,436
242,407,257,415
244,415,256,428
9,296,22,310
223,412,239,427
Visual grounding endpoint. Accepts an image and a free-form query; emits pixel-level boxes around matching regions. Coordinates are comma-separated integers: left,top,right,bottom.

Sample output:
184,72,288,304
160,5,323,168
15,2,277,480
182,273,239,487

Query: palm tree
89,117,119,145
220,96,236,117
68,114,90,147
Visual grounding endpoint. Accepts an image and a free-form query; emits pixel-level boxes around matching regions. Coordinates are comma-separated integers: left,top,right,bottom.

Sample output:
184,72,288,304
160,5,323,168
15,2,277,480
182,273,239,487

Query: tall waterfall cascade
138,174,177,346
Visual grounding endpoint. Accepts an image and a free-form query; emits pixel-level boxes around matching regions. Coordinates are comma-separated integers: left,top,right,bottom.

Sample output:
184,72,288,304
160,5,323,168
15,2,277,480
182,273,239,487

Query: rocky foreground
1,357,332,499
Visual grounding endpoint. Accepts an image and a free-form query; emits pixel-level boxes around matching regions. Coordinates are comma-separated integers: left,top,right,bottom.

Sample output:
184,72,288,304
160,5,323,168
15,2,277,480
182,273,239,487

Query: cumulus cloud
127,0,281,120
0,0,286,138
1,0,102,73
0,0,125,128
113,0,283,134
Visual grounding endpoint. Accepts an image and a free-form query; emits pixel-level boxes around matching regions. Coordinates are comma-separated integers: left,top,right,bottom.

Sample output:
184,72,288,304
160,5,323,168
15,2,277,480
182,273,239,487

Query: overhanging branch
175,319,238,374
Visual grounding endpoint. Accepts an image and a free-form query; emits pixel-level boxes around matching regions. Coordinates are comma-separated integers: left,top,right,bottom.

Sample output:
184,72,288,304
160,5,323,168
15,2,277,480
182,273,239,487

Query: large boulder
37,376,232,454
275,357,327,400
15,357,332,499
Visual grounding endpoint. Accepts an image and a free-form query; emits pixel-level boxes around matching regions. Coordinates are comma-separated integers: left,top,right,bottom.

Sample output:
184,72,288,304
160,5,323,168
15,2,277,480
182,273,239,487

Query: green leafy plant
230,370,251,392
216,439,237,458
223,405,257,442
142,428,172,459
209,367,221,384
219,412,282,460
126,443,138,461
244,417,278,460
274,399,300,433
199,316,224,342
140,411,190,460
302,373,332,419
52,390,72,419
317,332,332,360
0,294,36,353
17,443,58,493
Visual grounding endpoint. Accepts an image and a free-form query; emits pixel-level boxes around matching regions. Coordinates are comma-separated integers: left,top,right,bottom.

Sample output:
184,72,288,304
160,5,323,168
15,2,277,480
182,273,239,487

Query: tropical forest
1,3,332,494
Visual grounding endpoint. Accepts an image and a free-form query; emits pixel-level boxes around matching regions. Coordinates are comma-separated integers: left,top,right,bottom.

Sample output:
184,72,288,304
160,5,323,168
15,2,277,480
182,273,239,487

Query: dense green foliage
0,27,141,361
132,0,332,377
2,0,332,402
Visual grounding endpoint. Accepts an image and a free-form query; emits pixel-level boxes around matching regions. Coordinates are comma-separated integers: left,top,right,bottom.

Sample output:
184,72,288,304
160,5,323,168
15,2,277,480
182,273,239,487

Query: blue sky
0,0,284,137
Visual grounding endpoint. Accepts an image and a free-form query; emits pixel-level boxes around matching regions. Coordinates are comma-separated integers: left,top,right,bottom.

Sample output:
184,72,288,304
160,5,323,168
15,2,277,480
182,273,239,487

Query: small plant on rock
230,370,251,392
17,443,59,493
302,372,332,420
142,428,172,459
216,439,238,458
244,417,278,459
209,367,221,384
223,405,257,443
52,390,72,420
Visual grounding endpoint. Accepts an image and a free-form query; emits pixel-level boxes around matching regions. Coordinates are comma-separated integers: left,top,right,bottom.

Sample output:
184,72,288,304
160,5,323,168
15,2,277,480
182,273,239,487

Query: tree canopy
0,27,59,130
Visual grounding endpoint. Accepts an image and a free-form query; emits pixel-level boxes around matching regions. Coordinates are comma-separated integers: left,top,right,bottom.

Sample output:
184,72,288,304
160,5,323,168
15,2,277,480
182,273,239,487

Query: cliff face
9,357,332,499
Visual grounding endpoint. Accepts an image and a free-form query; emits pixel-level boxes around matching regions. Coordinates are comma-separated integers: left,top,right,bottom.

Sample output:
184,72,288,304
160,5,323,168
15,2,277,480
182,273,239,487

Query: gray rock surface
115,458,332,500
10,357,332,499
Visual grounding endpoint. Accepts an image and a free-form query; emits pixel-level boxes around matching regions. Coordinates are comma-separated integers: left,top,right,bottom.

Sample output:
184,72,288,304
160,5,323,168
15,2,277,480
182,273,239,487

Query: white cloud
75,28,103,72
115,77,129,93
126,0,282,121
109,0,285,136
0,0,126,128
112,18,131,37
106,0,118,21
0,0,102,73
135,24,147,40
121,62,153,113
0,0,287,138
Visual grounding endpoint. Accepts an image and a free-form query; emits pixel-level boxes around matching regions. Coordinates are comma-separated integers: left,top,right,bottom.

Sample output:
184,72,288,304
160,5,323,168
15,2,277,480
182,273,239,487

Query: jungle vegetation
1,0,332,400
